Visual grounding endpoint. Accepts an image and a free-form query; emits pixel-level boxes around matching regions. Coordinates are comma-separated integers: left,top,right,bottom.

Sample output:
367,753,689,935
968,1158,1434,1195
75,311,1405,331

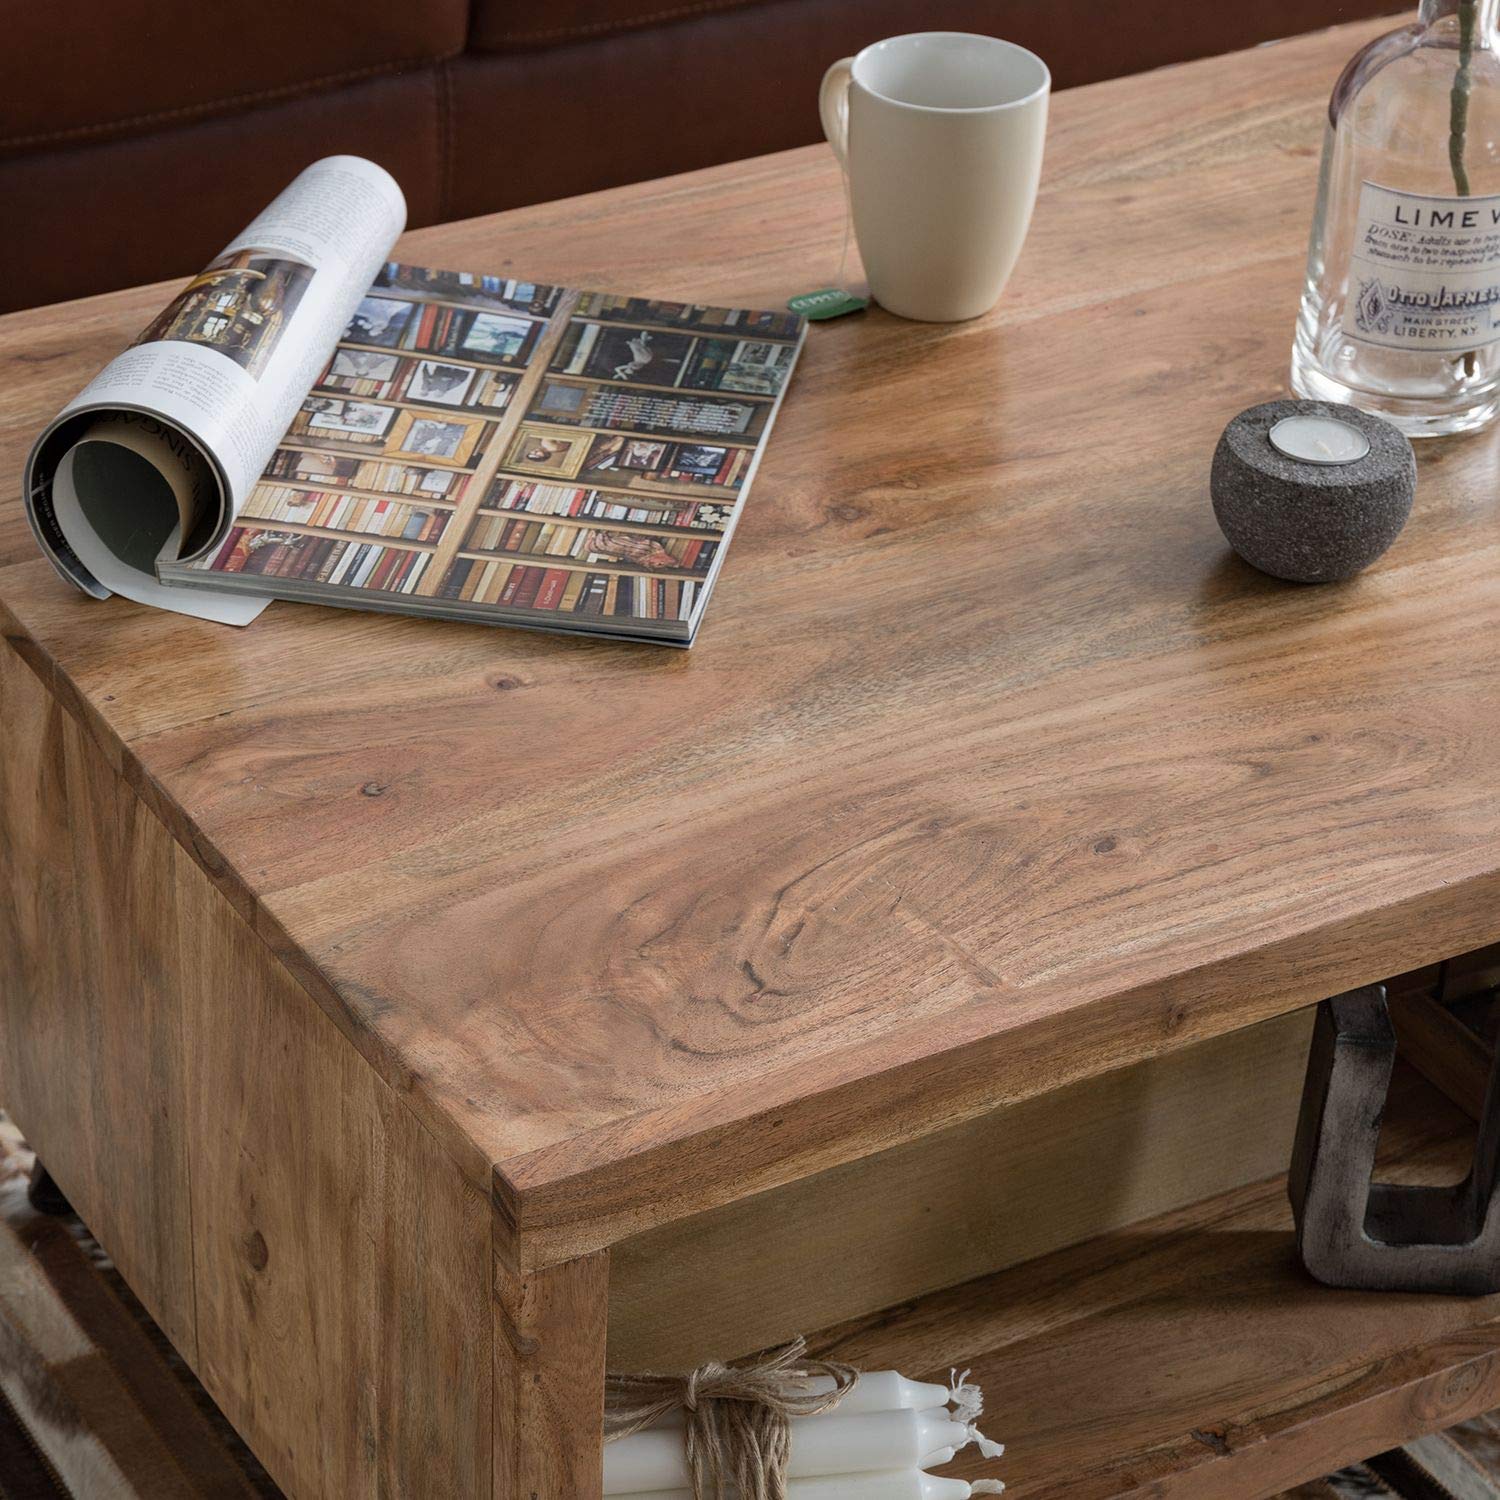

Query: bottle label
1342,182,1500,353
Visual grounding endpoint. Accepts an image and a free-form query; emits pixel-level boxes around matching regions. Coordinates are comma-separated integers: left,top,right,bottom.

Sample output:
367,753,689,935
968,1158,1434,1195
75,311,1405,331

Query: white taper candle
603,1408,971,1494
609,1472,1004,1500
793,1372,956,1416
650,1371,955,1427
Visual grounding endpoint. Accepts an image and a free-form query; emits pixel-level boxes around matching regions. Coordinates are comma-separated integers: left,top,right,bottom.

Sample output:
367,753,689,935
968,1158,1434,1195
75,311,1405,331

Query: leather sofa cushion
451,0,1410,218
0,0,466,151
0,70,442,314
470,0,763,52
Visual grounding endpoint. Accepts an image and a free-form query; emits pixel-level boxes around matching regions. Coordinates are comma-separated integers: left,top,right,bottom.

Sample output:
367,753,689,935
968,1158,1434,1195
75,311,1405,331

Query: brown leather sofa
2,1,1401,315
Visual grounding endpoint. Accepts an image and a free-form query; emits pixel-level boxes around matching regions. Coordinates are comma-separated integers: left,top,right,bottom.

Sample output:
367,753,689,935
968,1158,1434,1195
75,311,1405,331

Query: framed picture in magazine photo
458,312,539,363
502,423,593,479
266,449,363,485
554,322,697,386
674,444,731,479
713,339,799,396
328,349,401,382
345,295,416,348
406,359,476,406
306,397,397,438
383,409,487,466
580,433,669,479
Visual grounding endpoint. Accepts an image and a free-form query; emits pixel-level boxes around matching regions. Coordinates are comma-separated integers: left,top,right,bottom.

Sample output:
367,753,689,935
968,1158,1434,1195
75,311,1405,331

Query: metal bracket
1289,983,1500,1295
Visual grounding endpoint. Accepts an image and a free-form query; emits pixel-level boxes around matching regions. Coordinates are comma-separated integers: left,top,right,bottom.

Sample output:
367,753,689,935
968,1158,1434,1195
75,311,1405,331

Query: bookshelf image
168,262,806,642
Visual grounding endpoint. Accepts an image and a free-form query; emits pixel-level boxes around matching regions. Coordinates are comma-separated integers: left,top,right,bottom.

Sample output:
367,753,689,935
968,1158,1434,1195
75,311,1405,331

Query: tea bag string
833,148,858,298
604,1337,860,1500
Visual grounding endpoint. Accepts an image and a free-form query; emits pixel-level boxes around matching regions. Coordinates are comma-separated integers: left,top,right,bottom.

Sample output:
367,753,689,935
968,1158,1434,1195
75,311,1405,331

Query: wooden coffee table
5,18,1500,1498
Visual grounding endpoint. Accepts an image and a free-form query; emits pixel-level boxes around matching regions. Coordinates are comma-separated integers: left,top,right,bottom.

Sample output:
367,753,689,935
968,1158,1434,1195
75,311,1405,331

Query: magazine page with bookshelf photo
24,159,805,647
159,257,806,644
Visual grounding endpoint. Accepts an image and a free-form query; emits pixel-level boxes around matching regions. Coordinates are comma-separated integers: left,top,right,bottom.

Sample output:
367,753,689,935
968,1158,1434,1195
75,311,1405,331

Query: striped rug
1280,1419,1500,1498
0,1116,278,1498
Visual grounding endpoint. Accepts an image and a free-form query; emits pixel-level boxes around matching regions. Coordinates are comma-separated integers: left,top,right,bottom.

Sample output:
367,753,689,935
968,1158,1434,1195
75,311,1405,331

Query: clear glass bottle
1292,0,1500,436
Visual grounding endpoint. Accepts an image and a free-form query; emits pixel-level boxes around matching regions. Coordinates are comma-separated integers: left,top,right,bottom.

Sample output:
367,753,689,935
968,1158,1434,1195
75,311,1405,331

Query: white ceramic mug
820,32,1050,322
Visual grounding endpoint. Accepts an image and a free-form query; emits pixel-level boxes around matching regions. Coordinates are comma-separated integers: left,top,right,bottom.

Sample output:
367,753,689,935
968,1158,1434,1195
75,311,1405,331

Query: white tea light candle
1267,413,1372,466
1210,400,1415,582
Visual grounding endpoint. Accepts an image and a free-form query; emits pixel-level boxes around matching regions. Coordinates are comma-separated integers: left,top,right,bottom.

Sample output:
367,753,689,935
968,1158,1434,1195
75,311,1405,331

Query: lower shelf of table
809,1066,1500,1500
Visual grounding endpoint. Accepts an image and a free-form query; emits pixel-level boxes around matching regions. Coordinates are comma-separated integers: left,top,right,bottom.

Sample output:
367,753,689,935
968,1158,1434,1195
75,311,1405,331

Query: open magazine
24,158,806,646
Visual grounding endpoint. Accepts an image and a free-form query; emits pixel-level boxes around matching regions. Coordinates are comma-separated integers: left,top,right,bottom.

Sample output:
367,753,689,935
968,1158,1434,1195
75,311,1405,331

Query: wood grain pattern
494,1251,608,1500
1390,989,1495,1121
812,1070,1500,1500
607,1008,1314,1370
0,642,197,1359
178,848,494,1499
7,19,1498,1273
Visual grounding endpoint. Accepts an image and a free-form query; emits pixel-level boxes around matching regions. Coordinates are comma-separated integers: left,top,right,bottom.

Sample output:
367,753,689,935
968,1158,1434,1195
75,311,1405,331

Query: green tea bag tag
793,154,869,320
789,288,869,320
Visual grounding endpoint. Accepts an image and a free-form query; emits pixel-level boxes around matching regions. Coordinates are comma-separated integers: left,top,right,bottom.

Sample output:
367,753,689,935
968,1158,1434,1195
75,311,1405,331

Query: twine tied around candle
603,1337,860,1500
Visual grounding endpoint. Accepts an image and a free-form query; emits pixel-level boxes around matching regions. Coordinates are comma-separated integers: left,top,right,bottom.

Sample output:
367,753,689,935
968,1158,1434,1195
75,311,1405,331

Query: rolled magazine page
24,155,407,623
48,414,263,625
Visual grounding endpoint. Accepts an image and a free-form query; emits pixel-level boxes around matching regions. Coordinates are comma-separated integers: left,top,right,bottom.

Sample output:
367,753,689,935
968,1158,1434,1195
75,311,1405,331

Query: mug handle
819,57,854,166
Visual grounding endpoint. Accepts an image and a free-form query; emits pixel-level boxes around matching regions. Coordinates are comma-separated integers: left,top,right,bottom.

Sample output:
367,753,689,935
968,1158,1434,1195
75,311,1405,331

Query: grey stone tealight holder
1211,399,1416,583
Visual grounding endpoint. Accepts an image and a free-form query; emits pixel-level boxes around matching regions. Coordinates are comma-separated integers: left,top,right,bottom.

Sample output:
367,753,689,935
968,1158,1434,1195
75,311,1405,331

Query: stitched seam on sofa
0,50,465,153
484,0,754,47
437,60,455,224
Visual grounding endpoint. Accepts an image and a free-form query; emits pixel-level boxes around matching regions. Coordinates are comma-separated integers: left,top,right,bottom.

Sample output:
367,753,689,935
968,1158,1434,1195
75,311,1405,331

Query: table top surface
5,17,1499,1267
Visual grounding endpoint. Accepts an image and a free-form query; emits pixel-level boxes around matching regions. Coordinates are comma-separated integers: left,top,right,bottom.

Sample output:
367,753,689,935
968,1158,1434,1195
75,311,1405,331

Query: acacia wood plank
494,1251,608,1500
9,18,1500,1272
1383,957,1499,1119
179,849,495,1499
811,1071,1500,1500
1389,990,1495,1120
0,644,197,1358
608,1008,1314,1370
